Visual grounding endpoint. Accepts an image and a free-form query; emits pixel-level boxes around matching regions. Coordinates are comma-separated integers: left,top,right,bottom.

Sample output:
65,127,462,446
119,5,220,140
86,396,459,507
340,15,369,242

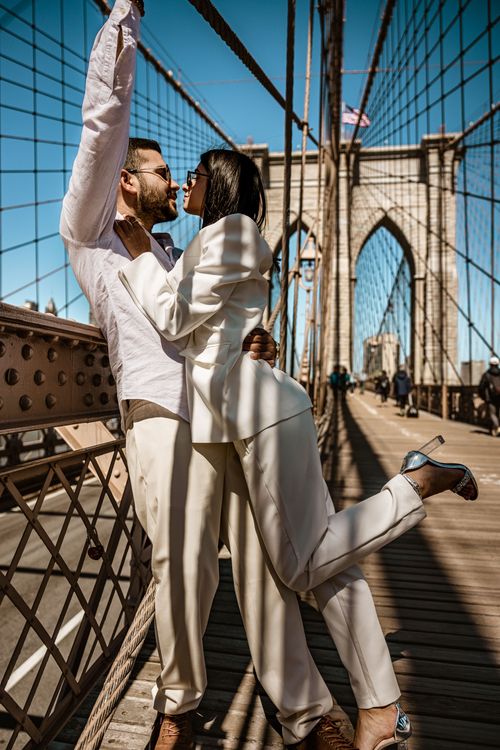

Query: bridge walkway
54,393,500,750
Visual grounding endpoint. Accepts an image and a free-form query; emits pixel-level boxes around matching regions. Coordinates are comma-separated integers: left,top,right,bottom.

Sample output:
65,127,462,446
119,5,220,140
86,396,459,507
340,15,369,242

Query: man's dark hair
199,149,266,230
124,137,162,171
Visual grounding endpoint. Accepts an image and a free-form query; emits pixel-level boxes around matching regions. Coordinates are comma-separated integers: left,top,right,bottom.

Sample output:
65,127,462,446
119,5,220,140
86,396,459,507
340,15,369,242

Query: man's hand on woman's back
243,328,277,367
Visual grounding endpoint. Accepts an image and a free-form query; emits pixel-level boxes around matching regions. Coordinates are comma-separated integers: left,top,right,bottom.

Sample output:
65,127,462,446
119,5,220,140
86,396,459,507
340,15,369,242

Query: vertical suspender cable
318,0,343,412
487,0,495,355
311,3,326,405
290,0,314,377
458,0,472,385
279,0,296,372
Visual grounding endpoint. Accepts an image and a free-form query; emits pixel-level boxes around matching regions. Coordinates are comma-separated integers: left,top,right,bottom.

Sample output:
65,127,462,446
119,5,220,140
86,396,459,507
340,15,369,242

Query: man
328,365,340,399
392,365,412,417
61,3,408,749
339,367,350,400
479,356,500,436
359,371,367,395
375,371,390,406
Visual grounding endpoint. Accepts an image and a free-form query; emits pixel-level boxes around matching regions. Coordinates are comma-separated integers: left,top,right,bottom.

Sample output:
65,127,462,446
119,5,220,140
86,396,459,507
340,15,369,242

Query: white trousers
235,409,427,592
126,413,402,743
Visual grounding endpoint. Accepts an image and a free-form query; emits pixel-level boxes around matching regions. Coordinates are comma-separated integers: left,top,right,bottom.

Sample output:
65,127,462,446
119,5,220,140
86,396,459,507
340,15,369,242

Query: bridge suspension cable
341,0,499,386
0,0,236,319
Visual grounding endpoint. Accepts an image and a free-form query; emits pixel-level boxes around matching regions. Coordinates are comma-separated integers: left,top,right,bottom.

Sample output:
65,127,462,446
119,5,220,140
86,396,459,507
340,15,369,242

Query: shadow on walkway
320,395,500,747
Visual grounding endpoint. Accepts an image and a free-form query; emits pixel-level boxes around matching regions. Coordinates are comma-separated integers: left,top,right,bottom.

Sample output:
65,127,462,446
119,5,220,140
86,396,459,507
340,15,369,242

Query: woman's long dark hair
199,149,266,231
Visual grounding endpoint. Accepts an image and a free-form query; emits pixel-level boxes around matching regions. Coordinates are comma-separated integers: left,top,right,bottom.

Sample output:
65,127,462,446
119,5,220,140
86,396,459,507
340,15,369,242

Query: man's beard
136,180,177,226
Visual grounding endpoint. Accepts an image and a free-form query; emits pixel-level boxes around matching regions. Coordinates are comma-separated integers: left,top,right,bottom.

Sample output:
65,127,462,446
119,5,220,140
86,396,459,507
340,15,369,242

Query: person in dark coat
393,365,412,416
328,364,340,398
478,356,500,436
339,367,351,399
375,370,391,405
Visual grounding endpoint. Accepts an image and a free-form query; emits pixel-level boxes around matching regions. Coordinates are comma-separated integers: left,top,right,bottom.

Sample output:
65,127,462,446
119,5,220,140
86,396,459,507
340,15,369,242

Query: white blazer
119,213,311,442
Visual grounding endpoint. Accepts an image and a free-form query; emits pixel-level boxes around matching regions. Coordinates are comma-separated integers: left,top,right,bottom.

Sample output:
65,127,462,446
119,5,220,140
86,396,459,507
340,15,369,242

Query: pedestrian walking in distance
478,356,500,437
392,365,412,416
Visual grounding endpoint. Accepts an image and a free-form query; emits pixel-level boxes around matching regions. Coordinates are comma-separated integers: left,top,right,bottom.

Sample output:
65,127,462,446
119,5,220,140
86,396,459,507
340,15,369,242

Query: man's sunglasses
127,166,171,183
186,170,210,187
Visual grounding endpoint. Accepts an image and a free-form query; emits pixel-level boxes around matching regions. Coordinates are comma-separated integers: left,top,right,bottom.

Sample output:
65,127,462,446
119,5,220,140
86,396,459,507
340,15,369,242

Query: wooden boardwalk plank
56,393,500,749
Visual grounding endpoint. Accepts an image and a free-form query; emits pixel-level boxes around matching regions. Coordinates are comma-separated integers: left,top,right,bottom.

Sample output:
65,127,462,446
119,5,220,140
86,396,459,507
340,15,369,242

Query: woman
117,149,478,750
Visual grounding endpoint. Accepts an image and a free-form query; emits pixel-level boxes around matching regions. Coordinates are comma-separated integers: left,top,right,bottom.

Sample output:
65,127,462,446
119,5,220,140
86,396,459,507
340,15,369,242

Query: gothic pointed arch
355,213,416,280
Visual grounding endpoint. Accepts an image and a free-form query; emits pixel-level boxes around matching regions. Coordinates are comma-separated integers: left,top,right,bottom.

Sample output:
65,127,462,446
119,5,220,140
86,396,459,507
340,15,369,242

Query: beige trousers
235,409,427,591
126,412,401,743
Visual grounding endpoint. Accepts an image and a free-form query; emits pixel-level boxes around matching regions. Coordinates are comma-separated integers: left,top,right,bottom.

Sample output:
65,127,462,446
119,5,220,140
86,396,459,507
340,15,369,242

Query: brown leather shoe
293,715,359,750
149,711,195,750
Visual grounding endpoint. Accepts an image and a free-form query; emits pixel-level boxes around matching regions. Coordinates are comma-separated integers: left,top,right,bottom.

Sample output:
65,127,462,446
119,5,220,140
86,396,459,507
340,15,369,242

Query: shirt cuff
110,0,141,35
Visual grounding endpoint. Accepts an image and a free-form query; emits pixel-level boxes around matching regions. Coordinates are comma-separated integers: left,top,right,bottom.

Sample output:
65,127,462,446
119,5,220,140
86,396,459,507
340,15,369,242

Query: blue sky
137,0,379,151
0,0,497,372
0,0,380,323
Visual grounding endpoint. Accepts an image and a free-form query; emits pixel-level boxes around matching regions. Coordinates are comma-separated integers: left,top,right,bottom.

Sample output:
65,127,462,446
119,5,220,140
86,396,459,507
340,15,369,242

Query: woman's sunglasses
186,170,210,187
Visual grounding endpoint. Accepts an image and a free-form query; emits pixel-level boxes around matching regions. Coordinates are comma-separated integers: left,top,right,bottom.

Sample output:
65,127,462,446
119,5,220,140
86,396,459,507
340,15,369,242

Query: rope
74,577,156,750
278,0,296,372
347,0,396,152
290,0,315,374
186,0,319,148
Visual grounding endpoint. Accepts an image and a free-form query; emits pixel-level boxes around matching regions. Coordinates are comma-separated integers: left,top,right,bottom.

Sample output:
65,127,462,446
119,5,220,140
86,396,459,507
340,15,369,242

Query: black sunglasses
127,165,171,183
186,169,210,187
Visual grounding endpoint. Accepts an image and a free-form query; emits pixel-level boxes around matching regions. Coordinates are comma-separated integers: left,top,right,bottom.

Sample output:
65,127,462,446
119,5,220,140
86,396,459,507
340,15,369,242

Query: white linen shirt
60,0,188,422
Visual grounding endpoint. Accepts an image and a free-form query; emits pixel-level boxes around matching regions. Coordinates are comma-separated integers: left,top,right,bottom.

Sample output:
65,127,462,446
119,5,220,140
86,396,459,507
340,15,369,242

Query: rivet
87,544,104,560
58,371,68,385
0,342,5,357
34,370,46,385
19,395,32,411
113,470,121,478
108,373,115,386
84,343,98,352
47,348,58,362
22,344,34,360
84,393,94,406
92,374,102,387
67,339,80,349
76,372,86,385
99,392,110,405
101,355,110,368
5,368,20,386
85,354,95,367
45,394,57,409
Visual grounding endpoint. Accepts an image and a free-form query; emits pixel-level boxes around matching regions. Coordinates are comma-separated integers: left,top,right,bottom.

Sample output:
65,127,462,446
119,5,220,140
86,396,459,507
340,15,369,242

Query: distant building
363,333,400,377
460,360,486,386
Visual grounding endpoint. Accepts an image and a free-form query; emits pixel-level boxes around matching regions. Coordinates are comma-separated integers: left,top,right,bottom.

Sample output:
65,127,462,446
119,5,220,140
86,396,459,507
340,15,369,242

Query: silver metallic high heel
372,703,412,750
400,434,478,501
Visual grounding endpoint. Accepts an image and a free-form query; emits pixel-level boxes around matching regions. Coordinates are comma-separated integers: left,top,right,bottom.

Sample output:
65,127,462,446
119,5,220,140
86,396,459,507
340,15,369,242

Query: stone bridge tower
248,135,460,385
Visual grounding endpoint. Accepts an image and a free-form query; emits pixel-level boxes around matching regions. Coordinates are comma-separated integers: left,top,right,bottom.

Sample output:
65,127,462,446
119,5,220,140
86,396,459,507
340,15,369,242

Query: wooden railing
414,384,489,425
364,380,488,425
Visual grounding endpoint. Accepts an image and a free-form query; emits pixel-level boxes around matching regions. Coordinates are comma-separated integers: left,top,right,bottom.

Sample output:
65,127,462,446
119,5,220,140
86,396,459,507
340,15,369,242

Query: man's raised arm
60,0,143,246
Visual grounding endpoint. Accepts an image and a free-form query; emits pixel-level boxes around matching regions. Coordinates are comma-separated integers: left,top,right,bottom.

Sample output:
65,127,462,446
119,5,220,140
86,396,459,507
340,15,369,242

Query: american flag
342,104,371,127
